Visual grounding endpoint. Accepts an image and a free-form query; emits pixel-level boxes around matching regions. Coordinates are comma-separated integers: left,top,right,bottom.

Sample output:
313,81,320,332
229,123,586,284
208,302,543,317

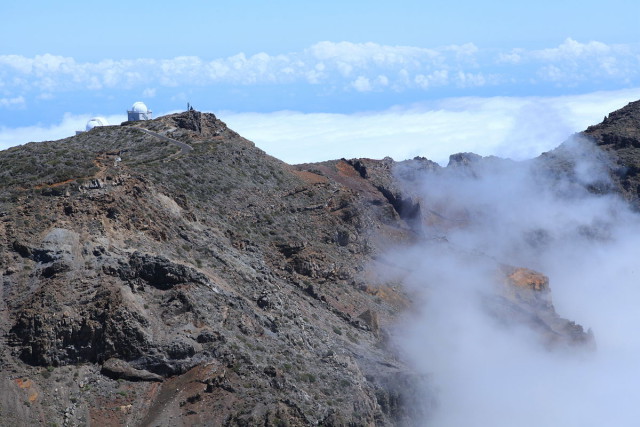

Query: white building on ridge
76,117,109,135
127,101,152,121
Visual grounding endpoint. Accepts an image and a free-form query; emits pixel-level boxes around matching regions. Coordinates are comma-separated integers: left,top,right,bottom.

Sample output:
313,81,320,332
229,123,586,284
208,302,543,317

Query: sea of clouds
221,89,639,164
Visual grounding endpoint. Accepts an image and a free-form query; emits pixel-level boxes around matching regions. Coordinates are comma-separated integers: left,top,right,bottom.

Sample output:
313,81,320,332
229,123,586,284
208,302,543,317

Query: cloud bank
221,89,640,164
0,39,638,107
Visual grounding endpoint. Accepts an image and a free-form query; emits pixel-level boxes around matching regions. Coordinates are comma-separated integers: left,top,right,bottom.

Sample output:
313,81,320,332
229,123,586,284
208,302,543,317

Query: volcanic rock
0,111,424,426
0,101,634,425
101,358,163,382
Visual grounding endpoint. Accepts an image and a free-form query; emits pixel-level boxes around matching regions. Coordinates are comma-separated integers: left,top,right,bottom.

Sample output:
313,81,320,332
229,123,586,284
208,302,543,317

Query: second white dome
86,117,109,131
131,101,148,113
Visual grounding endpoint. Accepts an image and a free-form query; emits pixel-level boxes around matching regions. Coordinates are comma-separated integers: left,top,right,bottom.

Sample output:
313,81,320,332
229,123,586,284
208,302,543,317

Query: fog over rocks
379,101,640,426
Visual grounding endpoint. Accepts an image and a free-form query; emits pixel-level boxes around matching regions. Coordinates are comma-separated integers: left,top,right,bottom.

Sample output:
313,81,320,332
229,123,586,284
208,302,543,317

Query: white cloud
308,41,441,67
497,50,523,64
535,38,613,61
352,76,372,92
2,39,635,99
415,70,449,88
0,96,25,108
0,55,33,73
505,38,640,84
305,69,323,84
455,71,486,87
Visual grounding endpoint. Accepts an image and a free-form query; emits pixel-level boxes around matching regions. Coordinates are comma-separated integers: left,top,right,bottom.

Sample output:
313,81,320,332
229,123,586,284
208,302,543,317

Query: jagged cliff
0,104,622,426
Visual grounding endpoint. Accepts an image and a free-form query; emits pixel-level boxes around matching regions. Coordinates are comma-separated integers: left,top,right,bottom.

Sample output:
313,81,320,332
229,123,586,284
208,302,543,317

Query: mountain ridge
0,111,426,426
0,102,635,426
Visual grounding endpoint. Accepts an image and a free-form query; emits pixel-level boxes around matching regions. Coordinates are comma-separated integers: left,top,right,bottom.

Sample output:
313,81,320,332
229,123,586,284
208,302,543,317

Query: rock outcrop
496,266,594,348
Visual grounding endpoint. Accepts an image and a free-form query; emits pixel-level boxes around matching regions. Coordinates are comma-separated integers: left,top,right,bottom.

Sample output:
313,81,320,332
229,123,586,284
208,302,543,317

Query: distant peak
123,110,232,140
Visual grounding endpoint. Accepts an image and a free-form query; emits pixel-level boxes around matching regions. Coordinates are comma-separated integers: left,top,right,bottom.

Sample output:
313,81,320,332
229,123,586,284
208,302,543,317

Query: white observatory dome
131,102,148,113
85,117,109,131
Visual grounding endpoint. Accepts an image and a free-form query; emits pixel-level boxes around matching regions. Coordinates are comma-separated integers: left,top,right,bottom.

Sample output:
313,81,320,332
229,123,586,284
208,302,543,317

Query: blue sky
1,0,639,163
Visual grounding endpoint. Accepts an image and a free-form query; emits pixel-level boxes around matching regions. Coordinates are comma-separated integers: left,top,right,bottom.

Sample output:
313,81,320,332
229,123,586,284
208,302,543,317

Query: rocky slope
0,106,615,426
582,99,640,207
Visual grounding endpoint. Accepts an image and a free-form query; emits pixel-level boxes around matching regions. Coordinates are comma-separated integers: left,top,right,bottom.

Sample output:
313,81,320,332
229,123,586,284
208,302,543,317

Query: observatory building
127,101,152,121
76,117,109,135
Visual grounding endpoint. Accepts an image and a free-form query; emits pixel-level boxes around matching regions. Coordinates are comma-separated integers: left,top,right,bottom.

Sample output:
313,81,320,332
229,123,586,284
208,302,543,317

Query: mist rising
380,135,640,426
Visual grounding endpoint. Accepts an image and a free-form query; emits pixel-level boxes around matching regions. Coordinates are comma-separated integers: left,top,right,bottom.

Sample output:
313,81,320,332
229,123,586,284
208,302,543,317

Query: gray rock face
582,100,640,207
0,111,427,426
101,358,163,382
115,251,212,290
